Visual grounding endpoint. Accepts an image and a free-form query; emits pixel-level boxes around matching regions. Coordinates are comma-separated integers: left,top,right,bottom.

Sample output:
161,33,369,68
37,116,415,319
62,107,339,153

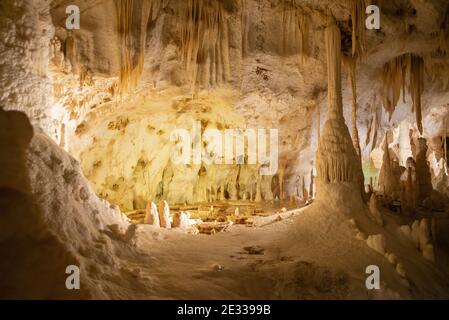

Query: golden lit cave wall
113,0,313,93
75,95,285,211
178,0,311,91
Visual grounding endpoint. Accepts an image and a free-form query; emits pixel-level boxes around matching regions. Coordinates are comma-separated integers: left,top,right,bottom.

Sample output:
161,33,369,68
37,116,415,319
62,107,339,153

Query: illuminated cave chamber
2,0,449,299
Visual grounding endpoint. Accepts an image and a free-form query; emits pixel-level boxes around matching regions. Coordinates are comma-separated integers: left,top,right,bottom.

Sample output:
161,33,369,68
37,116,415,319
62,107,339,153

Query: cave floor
114,205,449,300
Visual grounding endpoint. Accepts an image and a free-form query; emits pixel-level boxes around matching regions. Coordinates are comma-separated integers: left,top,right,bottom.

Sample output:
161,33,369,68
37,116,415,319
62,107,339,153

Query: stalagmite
196,166,208,202
219,183,225,201
415,138,433,203
400,157,417,215
366,234,386,255
144,201,160,226
407,219,436,262
378,133,402,200
255,175,262,202
368,194,383,226
262,175,273,201
228,180,238,201
173,211,190,228
158,200,171,228
315,15,363,196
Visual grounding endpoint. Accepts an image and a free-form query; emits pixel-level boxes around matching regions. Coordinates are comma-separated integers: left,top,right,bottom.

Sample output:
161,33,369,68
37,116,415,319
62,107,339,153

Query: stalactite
439,4,449,54
347,0,366,57
344,56,361,157
64,32,77,73
409,54,424,135
325,15,343,121
281,0,309,60
114,0,166,94
309,168,314,199
241,0,249,57
381,53,424,134
115,0,146,94
445,118,448,166
425,57,449,90
302,176,308,202
424,49,449,98
381,55,406,117
178,0,231,93
366,111,378,153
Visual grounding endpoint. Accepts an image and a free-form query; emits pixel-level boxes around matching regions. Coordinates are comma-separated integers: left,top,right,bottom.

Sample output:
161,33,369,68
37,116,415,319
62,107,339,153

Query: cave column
314,14,364,206
326,17,343,121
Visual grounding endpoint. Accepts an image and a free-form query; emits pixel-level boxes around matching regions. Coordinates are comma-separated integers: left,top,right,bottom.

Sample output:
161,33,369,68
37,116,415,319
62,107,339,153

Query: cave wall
2,0,449,210
0,0,56,137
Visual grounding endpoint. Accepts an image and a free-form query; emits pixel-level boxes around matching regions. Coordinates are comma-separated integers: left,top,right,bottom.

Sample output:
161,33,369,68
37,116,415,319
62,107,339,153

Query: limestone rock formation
0,109,133,299
314,15,364,211
158,200,171,228
416,138,434,203
400,157,418,215
366,234,387,256
378,135,402,201
401,218,436,262
144,201,160,227
368,194,383,226
173,211,190,229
